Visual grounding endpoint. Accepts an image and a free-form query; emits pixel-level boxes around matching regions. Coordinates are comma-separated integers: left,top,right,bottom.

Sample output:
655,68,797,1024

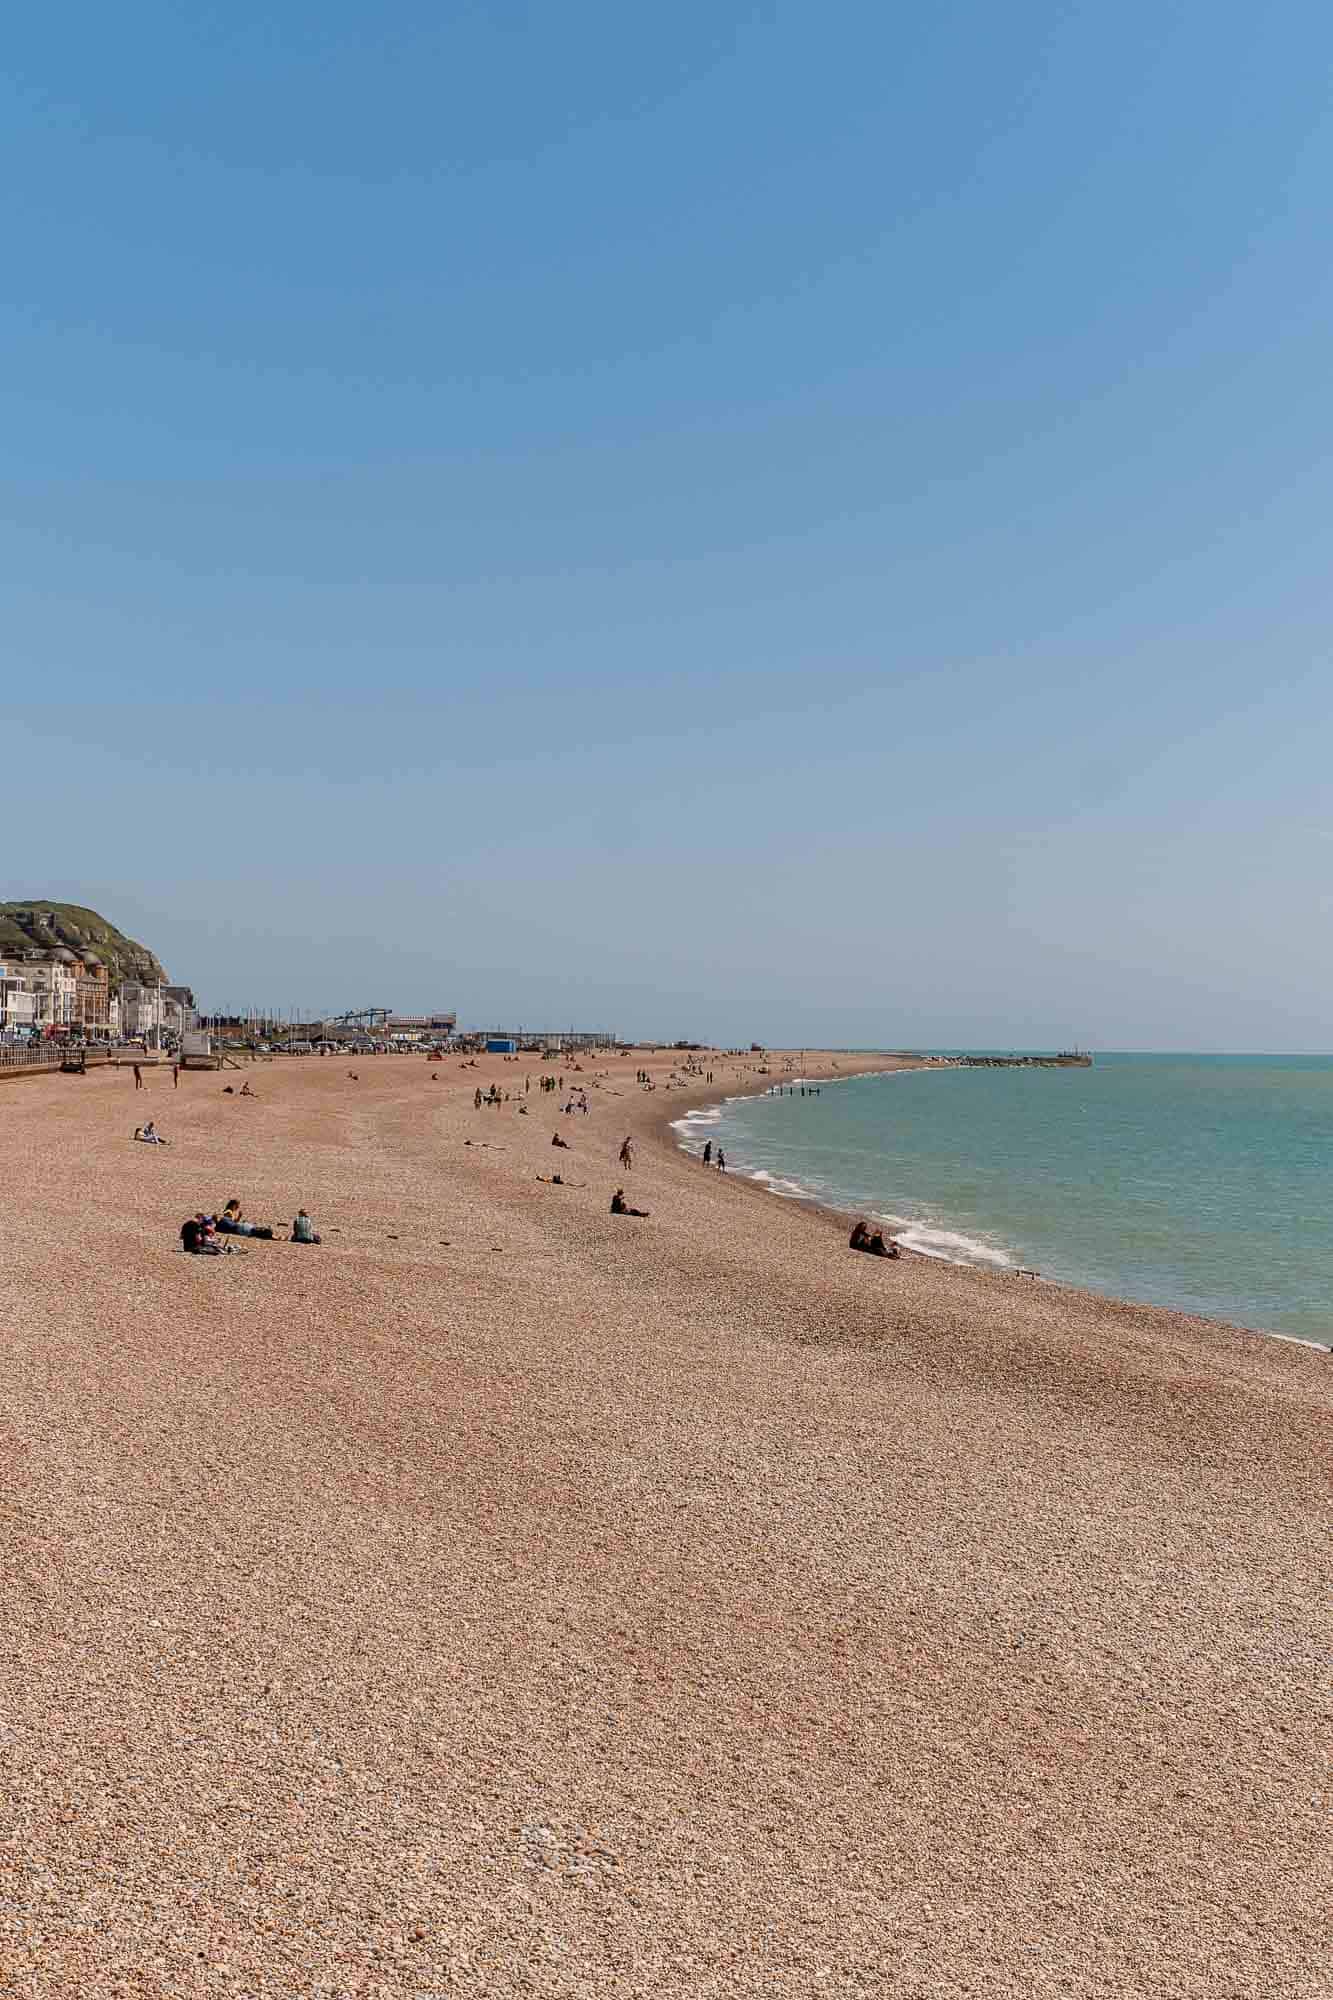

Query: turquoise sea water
673,1055,1333,1344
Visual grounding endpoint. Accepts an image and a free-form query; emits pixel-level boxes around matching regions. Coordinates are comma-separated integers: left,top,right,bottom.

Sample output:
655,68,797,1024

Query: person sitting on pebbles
610,1187,650,1217
180,1213,224,1255
290,1207,322,1245
850,1221,899,1258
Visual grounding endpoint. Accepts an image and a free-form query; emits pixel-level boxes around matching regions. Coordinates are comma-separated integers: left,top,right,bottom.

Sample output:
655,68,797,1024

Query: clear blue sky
5,2,1332,1047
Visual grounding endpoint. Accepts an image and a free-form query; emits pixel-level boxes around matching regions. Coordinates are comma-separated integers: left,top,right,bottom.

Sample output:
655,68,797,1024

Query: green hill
0,902,169,986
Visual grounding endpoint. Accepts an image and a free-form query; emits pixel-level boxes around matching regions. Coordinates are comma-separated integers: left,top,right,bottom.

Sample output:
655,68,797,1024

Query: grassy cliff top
0,902,169,986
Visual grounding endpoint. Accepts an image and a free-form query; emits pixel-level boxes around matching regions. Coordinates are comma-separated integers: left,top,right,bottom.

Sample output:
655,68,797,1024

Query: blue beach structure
486,1037,517,1053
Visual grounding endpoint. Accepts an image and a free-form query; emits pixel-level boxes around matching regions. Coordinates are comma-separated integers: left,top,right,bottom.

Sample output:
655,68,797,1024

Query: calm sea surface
673,1055,1333,1343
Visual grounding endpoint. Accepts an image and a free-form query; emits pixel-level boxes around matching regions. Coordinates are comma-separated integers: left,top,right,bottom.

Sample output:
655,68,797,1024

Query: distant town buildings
0,950,198,1044
0,937,617,1057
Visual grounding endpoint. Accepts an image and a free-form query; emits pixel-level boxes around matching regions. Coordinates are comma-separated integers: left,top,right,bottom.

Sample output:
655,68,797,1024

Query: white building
119,980,164,1040
21,950,79,1029
163,984,196,1023
118,980,195,1043
0,963,37,1032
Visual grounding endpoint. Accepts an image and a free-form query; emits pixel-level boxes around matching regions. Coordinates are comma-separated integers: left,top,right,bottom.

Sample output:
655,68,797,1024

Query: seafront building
0,961,38,1032
13,951,79,1029
469,1026,616,1051
119,980,196,1043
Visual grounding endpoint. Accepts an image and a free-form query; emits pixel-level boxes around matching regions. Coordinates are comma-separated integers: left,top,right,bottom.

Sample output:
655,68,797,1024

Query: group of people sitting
849,1220,899,1259
180,1203,321,1254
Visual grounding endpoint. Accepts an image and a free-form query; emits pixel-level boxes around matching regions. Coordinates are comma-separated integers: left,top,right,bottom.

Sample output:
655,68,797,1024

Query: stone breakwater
0,1048,1327,1997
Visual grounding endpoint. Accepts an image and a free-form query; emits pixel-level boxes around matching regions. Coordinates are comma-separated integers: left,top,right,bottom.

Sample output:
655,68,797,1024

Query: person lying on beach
610,1188,650,1217
290,1209,322,1245
537,1173,584,1187
216,1199,276,1241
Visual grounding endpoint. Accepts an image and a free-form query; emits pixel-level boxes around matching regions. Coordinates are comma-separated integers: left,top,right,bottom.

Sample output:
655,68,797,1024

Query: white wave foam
880,1217,1014,1269
749,1169,811,1198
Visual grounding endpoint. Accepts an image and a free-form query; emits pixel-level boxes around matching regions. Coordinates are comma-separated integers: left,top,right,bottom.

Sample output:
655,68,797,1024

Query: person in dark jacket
180,1213,222,1255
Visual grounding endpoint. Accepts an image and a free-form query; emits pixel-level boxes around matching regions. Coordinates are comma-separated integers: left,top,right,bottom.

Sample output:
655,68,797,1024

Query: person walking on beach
619,1135,634,1169
172,1062,180,1088
702,1141,712,1166
716,1149,726,1172
133,1064,143,1090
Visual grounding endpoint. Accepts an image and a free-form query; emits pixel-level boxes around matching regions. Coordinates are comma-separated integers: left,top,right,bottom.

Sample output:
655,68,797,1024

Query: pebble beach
0,1047,1328,1998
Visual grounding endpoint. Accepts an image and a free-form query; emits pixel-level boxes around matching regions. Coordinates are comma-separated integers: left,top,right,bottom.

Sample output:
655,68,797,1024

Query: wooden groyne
955,1052,1092,1069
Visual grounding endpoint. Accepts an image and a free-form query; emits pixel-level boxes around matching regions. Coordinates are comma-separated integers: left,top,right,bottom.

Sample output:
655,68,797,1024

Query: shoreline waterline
664,1060,1333,1357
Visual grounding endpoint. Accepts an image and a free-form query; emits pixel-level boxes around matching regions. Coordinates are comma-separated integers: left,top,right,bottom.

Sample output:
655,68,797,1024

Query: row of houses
0,946,196,1042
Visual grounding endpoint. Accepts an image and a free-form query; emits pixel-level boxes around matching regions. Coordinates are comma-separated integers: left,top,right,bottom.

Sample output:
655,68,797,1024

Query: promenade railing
0,1045,114,1073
